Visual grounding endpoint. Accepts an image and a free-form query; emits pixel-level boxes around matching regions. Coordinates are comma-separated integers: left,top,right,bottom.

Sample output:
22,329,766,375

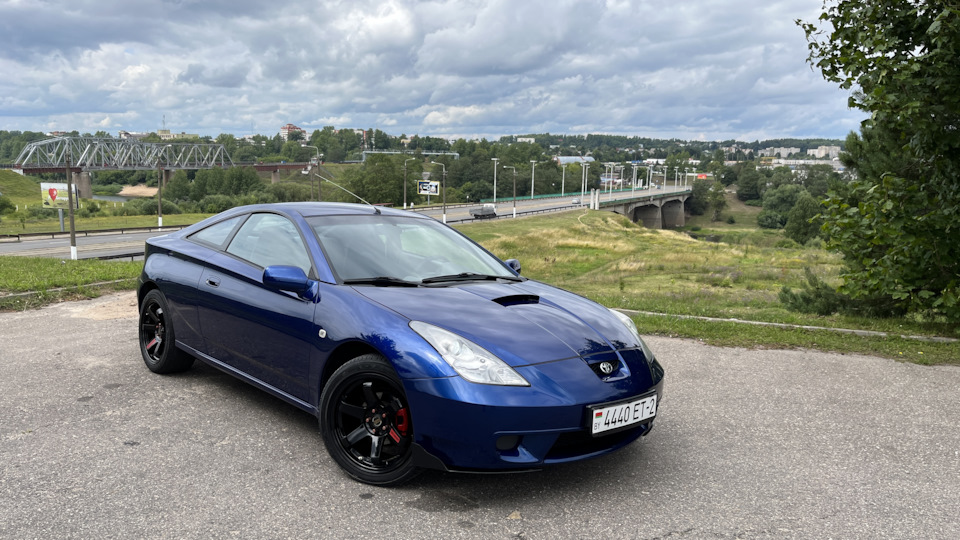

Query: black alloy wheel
320,354,419,486
138,289,194,374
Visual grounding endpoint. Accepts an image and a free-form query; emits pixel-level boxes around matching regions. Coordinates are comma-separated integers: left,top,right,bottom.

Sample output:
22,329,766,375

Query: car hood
353,280,637,367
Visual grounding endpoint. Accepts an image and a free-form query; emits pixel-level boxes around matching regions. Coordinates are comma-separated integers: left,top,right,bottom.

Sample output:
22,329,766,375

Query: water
92,195,130,202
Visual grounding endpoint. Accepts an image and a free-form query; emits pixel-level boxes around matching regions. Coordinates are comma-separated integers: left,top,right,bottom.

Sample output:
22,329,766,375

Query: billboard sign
41,183,78,209
417,181,440,196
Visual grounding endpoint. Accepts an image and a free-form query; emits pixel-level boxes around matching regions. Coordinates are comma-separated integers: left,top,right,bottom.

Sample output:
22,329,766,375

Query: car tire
138,289,194,374
319,354,420,486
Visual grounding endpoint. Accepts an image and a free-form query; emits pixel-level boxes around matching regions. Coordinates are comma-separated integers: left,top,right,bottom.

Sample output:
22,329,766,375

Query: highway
0,185,690,259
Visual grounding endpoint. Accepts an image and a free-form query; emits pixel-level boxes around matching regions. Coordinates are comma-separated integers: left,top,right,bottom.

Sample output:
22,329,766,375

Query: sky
0,0,866,143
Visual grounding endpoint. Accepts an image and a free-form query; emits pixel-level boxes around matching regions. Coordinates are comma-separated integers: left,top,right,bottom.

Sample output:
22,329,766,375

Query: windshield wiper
421,272,523,284
342,276,421,287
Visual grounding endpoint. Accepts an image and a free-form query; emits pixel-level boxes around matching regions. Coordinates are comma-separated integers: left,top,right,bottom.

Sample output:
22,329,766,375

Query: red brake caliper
389,407,410,442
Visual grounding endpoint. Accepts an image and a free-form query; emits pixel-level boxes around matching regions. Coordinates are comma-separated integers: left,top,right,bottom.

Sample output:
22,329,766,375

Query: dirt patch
67,291,139,320
118,184,158,198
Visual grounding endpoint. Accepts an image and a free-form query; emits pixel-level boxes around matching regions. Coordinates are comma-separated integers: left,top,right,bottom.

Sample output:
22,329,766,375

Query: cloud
0,0,865,140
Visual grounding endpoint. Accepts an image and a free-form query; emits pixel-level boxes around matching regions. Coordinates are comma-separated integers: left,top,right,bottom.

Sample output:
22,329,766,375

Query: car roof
221,202,427,219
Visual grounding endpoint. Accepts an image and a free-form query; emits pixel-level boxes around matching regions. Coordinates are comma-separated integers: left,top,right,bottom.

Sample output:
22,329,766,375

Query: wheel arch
319,340,383,396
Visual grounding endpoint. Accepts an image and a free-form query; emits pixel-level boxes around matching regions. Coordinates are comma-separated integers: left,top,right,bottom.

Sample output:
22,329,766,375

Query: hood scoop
492,294,541,307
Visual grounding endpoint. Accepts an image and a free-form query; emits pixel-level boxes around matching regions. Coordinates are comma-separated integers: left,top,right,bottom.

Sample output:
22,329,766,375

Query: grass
0,169,39,207
0,256,142,310
1,203,957,365
0,212,211,235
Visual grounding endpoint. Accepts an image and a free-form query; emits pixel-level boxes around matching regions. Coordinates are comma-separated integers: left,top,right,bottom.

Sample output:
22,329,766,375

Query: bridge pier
271,170,280,184
662,200,685,228
634,204,663,229
72,172,92,199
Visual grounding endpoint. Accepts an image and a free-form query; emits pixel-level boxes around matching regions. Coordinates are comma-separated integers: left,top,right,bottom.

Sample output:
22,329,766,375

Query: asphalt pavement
1,292,958,539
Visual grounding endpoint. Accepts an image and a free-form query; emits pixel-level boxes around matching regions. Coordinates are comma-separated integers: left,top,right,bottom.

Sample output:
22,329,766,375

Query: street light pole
65,143,77,260
561,162,566,197
582,163,589,206
157,145,171,229
503,166,516,218
529,160,536,199
404,157,416,209
302,144,321,201
435,162,447,223
491,157,499,203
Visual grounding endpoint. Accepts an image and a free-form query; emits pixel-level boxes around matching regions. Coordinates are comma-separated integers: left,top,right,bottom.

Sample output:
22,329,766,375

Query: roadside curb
615,308,959,344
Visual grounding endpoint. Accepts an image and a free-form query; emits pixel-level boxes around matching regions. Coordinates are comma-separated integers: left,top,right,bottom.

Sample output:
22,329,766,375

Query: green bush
198,194,236,213
779,268,844,315
726,216,736,224
757,210,786,229
780,267,908,318
774,238,799,249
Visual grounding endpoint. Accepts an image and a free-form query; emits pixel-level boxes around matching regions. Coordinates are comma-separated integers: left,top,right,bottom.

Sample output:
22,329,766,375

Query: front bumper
402,354,665,471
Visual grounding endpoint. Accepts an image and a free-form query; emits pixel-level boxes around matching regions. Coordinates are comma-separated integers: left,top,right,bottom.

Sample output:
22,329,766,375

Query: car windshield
307,215,517,284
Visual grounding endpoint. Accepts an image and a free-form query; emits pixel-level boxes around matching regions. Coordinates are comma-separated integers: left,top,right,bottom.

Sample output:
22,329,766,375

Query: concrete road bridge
592,186,690,228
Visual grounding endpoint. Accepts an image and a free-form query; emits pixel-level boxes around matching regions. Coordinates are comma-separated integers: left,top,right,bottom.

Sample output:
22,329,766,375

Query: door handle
205,277,221,287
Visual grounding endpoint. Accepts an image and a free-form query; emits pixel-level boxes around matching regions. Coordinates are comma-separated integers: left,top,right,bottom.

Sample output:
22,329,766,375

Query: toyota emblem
599,361,614,375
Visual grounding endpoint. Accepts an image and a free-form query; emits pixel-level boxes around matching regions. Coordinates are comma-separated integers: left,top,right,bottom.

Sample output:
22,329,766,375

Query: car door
196,212,317,401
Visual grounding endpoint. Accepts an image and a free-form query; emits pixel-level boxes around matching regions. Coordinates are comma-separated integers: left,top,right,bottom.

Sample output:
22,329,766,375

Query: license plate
589,393,657,435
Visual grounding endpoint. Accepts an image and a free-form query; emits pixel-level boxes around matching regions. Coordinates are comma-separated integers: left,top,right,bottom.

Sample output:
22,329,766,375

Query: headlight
410,321,529,386
610,308,657,359
610,308,644,346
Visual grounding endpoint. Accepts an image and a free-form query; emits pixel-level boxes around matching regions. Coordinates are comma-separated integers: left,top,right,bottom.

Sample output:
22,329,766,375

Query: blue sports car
137,202,664,485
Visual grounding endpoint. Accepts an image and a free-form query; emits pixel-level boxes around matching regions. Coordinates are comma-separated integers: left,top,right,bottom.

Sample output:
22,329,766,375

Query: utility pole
65,143,77,260
491,158,499,203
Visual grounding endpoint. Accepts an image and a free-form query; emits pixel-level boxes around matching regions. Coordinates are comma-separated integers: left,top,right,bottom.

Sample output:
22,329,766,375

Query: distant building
119,130,149,140
158,129,199,140
765,158,845,171
517,137,535,144
280,123,306,141
759,147,801,158
806,145,842,159
47,131,67,137
554,156,596,165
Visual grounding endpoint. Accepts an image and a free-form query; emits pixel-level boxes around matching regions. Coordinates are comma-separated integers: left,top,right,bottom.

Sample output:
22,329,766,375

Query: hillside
0,169,40,206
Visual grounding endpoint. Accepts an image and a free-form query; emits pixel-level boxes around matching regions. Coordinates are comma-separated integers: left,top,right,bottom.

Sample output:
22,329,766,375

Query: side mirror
263,265,319,301
505,258,522,275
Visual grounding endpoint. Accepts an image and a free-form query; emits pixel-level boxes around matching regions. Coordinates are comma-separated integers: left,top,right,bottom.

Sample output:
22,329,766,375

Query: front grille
544,423,649,462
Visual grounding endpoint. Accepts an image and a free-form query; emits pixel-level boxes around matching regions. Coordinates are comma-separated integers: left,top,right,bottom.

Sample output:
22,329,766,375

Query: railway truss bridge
11,136,309,198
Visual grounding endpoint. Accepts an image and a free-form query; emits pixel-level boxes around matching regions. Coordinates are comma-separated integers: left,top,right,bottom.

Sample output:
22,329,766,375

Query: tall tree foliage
800,1,960,319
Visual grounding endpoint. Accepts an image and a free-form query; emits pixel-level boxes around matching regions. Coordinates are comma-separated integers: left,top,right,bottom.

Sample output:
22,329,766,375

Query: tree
707,181,727,221
687,178,711,215
784,191,823,245
165,170,192,201
800,1,960,319
736,164,762,202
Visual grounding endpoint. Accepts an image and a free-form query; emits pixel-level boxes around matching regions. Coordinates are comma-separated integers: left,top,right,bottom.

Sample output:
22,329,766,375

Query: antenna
313,172,380,214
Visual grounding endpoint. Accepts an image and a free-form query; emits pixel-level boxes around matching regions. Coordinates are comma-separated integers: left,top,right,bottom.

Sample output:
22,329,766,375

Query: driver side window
226,213,312,275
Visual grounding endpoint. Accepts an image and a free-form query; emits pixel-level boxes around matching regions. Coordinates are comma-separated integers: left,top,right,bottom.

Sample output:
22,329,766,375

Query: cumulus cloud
0,0,864,140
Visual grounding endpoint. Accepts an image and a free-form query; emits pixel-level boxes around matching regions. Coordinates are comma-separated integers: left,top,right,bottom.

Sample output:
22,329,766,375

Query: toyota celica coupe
137,202,664,485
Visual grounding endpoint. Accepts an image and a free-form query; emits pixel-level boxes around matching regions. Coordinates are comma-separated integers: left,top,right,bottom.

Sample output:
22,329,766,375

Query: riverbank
118,184,158,197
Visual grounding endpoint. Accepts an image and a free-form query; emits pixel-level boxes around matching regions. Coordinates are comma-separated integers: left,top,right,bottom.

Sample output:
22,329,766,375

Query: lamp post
157,144,171,229
503,166,517,218
301,144,321,200
582,163,589,206
435,162,447,223
65,143,77,260
561,162,566,197
529,160,536,199
491,157,499,203
403,157,416,209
